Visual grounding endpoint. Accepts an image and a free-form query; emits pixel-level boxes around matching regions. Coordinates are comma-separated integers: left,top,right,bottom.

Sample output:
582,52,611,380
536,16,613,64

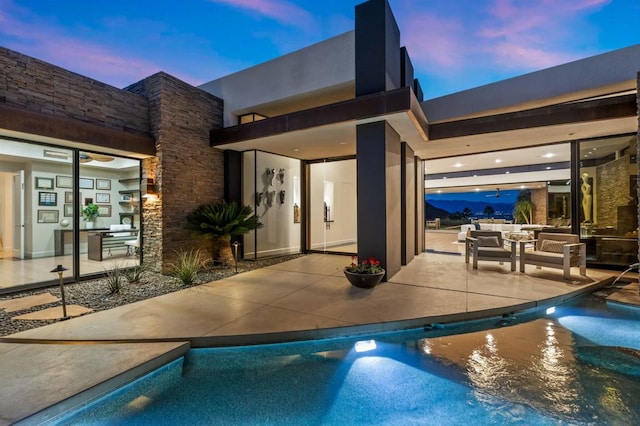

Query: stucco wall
200,31,355,127
423,44,640,122
0,47,149,135
126,73,224,271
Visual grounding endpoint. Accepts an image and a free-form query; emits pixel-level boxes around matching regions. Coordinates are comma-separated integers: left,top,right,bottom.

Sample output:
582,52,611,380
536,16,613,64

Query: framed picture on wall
65,192,74,203
56,175,72,188
96,178,111,190
96,193,110,203
79,178,94,189
38,192,57,206
98,205,112,217
37,210,59,223
64,204,74,217
35,177,54,190
120,214,134,226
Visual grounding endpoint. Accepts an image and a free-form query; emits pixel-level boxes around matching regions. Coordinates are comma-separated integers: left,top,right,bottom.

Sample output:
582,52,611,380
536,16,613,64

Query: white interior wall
0,174,12,249
243,151,301,258
310,160,357,249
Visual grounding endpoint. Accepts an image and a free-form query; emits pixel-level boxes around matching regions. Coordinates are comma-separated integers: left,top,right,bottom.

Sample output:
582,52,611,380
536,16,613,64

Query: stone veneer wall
126,73,223,272
0,47,149,134
530,187,548,225
596,155,630,229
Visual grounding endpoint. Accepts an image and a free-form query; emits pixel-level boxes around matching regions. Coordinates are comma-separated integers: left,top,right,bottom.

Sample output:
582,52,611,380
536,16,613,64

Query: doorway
308,159,357,254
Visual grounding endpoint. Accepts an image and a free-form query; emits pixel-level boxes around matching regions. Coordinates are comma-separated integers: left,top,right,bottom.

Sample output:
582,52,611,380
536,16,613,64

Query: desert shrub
125,262,150,284
105,263,125,294
170,249,203,285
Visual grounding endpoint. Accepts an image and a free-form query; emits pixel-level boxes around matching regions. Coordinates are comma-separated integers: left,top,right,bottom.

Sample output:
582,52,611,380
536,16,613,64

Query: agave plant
186,201,262,265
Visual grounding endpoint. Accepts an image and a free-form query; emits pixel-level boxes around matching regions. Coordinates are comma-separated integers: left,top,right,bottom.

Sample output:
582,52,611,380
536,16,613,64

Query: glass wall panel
309,159,357,253
0,139,73,290
242,151,301,259
579,134,638,268
78,151,141,277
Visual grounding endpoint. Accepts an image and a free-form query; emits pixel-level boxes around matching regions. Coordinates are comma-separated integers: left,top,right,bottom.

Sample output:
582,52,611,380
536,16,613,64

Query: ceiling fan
485,188,500,198
79,152,115,163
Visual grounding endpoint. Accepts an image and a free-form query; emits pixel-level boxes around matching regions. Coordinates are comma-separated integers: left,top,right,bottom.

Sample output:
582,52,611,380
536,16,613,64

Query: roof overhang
420,93,638,159
0,103,156,157
210,87,428,160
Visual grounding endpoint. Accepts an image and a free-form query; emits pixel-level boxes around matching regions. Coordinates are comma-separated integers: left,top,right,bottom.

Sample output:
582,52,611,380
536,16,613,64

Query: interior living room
424,134,638,270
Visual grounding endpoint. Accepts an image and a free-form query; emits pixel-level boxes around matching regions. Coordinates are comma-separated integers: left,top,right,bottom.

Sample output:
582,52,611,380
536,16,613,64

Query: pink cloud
208,0,315,30
477,0,610,70
0,1,202,88
397,12,469,70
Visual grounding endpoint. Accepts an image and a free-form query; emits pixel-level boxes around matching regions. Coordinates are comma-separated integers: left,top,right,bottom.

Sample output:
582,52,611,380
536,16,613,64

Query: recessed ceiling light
520,185,526,189
453,162,463,168
437,190,442,193
443,176,447,179
505,171,510,174
546,166,552,170
473,174,477,177
542,153,555,158
475,188,480,192
293,148,299,152
495,159,502,163
339,142,346,145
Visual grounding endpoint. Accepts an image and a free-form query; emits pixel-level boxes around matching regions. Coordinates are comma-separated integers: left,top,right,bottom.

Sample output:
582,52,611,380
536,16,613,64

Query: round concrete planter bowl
343,270,385,289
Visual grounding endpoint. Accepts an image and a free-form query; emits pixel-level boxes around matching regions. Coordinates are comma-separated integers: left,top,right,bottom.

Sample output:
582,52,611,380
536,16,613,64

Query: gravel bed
0,254,305,337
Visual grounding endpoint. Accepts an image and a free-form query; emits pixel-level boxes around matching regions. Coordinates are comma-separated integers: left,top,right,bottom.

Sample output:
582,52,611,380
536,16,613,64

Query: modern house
0,0,638,292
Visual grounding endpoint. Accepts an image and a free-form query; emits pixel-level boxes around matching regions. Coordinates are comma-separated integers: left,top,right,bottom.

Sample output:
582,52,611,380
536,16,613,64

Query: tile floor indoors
0,251,618,425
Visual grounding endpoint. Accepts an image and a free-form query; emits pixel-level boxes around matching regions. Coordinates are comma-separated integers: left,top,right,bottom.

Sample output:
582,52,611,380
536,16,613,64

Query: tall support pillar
357,121,401,280
401,142,415,265
415,157,425,254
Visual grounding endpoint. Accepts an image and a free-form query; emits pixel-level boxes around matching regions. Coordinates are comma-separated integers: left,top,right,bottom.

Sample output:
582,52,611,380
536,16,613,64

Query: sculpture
581,173,592,222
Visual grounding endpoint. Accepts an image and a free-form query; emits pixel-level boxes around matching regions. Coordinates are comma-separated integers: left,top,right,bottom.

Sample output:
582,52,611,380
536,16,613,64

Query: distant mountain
425,201,449,220
428,199,515,216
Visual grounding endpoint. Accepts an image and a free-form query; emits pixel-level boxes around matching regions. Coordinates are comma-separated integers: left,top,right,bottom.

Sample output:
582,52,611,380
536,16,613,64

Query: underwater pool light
354,340,377,353
546,306,556,315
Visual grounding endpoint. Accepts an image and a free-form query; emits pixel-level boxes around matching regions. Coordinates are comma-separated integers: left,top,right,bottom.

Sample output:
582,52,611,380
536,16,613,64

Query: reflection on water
61,297,640,425
422,313,639,424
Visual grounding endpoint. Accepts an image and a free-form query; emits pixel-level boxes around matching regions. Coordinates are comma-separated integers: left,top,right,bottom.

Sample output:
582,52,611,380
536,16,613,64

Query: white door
12,171,24,259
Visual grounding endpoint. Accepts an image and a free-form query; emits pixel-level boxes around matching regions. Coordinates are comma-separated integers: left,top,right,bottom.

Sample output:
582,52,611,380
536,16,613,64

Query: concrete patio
0,253,616,425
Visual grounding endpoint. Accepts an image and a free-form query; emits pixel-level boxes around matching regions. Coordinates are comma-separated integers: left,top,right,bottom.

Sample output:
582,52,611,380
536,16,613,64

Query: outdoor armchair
465,230,517,271
519,232,586,280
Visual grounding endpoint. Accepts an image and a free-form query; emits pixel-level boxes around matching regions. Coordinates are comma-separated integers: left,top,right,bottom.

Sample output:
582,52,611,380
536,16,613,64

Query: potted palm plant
344,256,385,289
81,203,99,229
186,201,262,265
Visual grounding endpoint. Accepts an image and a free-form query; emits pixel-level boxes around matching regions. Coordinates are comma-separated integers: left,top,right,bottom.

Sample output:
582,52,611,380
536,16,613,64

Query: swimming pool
58,294,640,425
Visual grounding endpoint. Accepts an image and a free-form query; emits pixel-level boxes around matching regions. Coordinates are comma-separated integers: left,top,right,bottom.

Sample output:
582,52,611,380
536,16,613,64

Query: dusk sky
1,0,638,99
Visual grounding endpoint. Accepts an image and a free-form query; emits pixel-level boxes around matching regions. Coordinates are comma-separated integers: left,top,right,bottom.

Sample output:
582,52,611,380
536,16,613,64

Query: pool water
58,295,640,425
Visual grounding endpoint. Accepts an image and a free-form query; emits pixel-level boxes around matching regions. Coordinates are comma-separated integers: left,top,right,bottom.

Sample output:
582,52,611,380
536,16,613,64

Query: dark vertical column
357,121,401,280
401,142,415,265
224,150,242,204
570,141,581,236
636,71,640,268
301,160,309,254
400,47,414,89
72,149,80,280
415,157,425,254
355,0,401,97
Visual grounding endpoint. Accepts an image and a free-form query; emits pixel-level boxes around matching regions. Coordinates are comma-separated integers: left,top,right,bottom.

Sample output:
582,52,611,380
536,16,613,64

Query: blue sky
1,0,638,99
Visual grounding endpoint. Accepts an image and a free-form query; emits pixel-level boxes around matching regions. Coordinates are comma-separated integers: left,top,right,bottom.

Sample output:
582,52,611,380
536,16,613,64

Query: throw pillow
540,239,566,253
477,236,500,247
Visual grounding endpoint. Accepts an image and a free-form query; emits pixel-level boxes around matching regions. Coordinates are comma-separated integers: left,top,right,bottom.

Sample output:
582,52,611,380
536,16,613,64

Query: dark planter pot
344,270,385,289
